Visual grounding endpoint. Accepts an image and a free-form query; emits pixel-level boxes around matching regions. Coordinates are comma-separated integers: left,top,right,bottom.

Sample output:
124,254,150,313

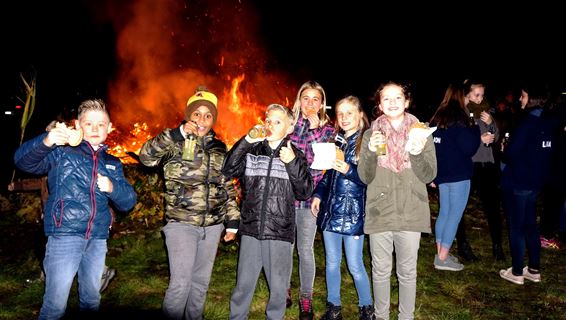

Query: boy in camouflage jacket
139,87,240,319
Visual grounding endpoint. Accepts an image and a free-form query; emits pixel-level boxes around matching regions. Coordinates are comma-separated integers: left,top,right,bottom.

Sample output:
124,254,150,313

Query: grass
1,191,565,319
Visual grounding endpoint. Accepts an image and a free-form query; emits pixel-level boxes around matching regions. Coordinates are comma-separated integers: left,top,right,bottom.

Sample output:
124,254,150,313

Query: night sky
1,0,564,185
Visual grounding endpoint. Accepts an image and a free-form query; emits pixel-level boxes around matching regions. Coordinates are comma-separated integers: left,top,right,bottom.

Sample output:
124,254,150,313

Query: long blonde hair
291,80,331,127
334,95,369,157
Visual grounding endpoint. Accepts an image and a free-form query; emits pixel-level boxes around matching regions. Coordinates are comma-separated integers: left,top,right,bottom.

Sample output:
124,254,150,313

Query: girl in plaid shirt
288,80,335,319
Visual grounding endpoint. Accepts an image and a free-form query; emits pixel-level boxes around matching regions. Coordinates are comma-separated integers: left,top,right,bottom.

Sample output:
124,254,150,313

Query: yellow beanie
185,87,218,123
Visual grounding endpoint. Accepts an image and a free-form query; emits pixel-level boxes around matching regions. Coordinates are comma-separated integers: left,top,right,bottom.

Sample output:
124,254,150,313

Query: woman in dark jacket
499,83,554,285
311,96,374,320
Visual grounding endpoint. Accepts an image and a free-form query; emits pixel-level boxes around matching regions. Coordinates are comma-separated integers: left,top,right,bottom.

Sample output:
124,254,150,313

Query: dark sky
1,0,565,185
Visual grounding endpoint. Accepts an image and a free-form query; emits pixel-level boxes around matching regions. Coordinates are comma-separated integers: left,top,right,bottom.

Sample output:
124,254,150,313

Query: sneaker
434,254,459,263
286,288,293,308
434,255,464,271
523,266,541,283
100,266,116,293
320,302,342,320
540,236,560,249
358,304,375,320
499,267,524,285
299,295,313,320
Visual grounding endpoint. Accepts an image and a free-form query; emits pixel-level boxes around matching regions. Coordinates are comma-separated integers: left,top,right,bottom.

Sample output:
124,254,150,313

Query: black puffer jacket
313,131,366,235
222,137,313,243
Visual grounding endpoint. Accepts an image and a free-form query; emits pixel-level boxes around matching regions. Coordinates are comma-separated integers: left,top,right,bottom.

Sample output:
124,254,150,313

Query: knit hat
185,86,218,123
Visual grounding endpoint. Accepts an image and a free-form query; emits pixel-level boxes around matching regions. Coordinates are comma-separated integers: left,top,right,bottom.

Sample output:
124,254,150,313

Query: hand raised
279,140,296,163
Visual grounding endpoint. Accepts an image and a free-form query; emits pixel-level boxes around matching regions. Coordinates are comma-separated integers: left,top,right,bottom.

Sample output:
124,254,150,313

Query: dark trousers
457,162,503,246
503,189,541,274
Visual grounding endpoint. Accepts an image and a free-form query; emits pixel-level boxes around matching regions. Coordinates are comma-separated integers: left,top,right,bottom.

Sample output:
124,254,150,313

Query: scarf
371,113,419,173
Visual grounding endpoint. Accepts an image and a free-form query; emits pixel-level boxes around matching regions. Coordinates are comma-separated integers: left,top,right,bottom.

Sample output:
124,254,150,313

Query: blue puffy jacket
14,133,137,239
313,130,367,236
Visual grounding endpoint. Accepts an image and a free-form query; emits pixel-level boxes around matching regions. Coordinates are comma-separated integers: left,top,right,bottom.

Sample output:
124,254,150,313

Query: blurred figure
499,82,554,285
430,83,481,271
456,79,505,262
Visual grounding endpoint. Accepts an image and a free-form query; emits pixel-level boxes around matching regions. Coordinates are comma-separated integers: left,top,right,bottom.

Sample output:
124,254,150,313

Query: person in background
499,82,554,285
311,95,374,320
222,104,313,320
539,91,566,250
358,81,437,320
139,87,240,319
14,99,137,320
456,79,505,262
429,83,481,271
288,80,336,319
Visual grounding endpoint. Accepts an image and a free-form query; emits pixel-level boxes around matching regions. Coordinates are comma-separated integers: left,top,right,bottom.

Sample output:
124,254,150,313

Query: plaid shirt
289,116,336,208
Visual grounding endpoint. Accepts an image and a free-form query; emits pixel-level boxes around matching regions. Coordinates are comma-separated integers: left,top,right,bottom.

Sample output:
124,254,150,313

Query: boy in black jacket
222,103,313,319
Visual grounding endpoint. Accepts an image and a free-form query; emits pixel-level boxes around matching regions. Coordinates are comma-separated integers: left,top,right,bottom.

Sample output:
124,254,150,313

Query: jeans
436,180,470,249
39,235,107,320
291,208,317,296
503,189,540,275
162,222,223,320
323,231,372,306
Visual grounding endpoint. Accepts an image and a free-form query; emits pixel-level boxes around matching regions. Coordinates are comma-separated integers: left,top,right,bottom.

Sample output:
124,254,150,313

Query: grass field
1,187,564,319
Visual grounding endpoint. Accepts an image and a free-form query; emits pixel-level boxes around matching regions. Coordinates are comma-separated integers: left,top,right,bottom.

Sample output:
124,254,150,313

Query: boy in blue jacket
222,104,313,320
14,99,137,319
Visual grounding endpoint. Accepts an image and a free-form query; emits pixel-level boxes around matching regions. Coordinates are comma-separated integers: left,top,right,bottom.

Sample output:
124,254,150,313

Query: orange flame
100,0,297,163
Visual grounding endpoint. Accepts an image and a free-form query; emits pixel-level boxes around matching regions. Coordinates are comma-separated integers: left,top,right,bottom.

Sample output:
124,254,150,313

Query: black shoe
299,295,313,320
359,305,375,320
493,243,506,261
458,240,478,262
320,302,342,320
286,288,293,308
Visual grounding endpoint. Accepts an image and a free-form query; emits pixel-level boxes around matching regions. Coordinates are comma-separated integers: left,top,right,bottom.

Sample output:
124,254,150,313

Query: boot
299,294,314,320
457,239,478,262
359,305,375,320
320,302,342,320
493,243,506,261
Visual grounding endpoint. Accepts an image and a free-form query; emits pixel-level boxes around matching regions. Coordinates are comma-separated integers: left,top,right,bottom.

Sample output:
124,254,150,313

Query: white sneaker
523,266,541,283
499,267,524,285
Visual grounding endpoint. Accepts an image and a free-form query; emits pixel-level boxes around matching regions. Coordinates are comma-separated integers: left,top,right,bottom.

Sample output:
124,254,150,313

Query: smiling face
336,102,363,137
466,85,485,105
378,84,409,121
188,105,215,136
299,88,323,118
76,110,112,147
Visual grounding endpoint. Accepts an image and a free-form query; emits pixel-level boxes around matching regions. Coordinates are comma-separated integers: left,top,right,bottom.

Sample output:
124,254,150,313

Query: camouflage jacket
139,127,240,228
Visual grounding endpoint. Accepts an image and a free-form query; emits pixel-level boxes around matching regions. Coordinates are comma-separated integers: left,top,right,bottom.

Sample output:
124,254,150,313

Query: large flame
97,0,296,163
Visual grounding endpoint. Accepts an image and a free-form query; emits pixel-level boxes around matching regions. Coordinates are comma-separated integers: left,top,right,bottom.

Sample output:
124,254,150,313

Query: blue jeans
436,180,471,249
39,235,107,320
503,189,541,275
323,231,372,306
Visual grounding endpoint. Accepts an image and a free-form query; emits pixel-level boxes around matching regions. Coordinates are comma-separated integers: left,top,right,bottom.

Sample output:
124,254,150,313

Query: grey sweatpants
230,235,292,320
162,222,224,320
